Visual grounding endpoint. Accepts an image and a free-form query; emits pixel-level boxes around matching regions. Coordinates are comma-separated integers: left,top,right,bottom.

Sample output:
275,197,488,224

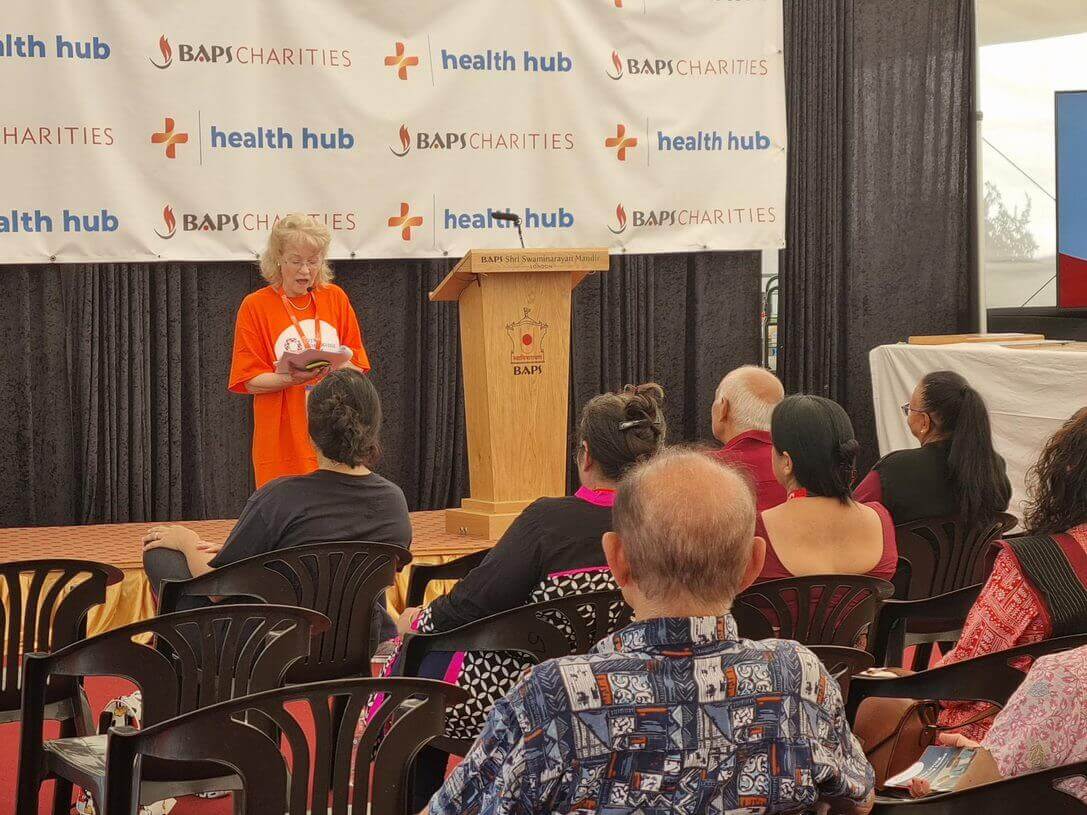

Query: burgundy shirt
711,430,788,511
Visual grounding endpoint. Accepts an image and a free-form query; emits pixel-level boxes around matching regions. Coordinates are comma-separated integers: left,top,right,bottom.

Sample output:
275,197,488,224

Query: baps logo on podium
506,308,548,376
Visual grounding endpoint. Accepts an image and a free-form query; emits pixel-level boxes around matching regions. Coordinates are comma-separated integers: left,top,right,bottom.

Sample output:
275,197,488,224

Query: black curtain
0,252,761,527
781,0,976,471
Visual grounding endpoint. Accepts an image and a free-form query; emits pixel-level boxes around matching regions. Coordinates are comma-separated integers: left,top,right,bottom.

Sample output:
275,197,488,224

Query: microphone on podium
492,210,525,248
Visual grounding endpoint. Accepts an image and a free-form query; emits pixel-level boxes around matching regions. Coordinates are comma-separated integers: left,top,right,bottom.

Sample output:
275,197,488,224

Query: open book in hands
274,346,353,375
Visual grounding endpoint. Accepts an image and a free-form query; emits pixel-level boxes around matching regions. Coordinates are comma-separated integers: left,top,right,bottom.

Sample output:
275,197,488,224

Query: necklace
286,294,311,311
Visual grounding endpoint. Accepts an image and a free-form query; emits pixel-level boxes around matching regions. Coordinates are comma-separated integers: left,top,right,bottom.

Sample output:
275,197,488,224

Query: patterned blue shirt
429,614,874,815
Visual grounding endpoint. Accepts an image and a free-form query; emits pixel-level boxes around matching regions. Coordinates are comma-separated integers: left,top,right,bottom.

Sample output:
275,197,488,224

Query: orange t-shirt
229,283,370,487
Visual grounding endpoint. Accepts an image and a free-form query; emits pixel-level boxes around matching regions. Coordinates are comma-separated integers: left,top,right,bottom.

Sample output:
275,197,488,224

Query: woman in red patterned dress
937,407,1087,739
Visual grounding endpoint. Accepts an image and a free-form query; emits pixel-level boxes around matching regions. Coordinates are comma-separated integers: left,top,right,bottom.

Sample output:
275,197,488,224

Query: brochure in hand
274,346,353,375
884,746,977,793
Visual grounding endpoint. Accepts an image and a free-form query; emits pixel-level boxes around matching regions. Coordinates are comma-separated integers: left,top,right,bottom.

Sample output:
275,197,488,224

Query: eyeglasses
282,258,321,270
900,402,928,418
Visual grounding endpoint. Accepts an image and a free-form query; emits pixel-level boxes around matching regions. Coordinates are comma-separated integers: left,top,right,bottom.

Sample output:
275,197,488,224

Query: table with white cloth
869,342,1087,523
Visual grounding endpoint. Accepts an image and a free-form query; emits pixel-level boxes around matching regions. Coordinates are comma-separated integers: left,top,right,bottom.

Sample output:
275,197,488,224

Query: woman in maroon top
756,395,897,583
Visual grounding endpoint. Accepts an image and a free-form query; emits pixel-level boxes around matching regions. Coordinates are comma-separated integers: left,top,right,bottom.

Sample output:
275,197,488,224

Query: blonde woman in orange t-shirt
229,214,370,487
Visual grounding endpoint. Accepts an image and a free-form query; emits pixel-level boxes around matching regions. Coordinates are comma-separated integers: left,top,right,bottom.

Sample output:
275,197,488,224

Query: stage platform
0,511,493,637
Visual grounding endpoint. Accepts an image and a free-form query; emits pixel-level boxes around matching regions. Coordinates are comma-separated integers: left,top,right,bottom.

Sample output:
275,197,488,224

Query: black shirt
426,495,613,631
211,469,412,567
210,469,412,647
867,441,1010,526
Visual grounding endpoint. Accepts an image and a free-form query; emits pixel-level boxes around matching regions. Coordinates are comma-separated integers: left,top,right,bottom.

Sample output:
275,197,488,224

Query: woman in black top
854,370,1011,526
142,369,411,650
394,383,667,809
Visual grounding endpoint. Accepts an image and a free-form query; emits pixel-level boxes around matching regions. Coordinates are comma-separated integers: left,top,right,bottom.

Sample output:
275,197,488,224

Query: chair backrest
870,583,984,667
101,677,467,815
845,632,1087,724
405,548,489,608
0,559,123,718
400,590,633,678
731,575,895,647
893,512,1016,599
807,645,874,698
22,604,330,726
159,541,411,683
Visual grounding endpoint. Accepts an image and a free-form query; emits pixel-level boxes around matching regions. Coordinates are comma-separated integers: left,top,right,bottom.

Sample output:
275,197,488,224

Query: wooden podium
429,248,610,538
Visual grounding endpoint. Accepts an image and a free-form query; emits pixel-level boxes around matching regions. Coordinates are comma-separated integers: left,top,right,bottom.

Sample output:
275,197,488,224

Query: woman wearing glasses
854,370,1010,526
229,213,369,487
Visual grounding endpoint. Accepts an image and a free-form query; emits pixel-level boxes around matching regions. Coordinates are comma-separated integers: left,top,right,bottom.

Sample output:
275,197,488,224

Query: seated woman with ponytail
854,370,1011,526
934,407,1087,741
393,383,667,809
141,369,411,652
755,395,897,584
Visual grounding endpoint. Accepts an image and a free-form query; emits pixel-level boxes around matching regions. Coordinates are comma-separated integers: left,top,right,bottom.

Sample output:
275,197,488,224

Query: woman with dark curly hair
142,368,410,648
934,406,1087,740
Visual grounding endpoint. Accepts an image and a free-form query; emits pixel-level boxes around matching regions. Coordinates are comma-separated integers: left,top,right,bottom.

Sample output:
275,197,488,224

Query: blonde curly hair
259,213,334,288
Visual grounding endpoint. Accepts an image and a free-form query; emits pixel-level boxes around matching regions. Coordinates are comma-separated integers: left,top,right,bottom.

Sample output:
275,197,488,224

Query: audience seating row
0,505,1079,814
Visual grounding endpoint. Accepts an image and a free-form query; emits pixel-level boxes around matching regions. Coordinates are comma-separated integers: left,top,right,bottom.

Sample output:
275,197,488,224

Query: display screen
1057,90,1087,307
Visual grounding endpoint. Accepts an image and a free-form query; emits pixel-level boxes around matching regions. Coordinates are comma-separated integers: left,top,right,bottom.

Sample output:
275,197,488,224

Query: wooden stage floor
0,510,493,635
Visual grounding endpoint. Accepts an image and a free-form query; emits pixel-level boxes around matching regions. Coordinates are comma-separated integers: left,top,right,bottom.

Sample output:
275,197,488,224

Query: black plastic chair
159,541,411,682
845,633,1087,725
405,548,489,608
731,575,895,648
16,604,329,815
869,762,1087,813
0,559,123,729
871,583,984,668
892,513,1017,600
99,677,467,815
397,590,633,756
808,645,875,698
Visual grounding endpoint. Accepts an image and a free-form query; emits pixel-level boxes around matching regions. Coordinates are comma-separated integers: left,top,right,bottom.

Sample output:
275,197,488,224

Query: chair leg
50,778,74,815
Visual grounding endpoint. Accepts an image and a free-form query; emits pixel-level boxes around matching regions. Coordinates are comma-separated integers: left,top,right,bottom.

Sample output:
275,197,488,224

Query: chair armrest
406,549,489,608
871,584,983,667
870,759,1087,812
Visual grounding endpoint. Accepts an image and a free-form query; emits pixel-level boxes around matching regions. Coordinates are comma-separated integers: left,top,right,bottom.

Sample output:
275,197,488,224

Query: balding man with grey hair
426,450,875,815
711,364,788,510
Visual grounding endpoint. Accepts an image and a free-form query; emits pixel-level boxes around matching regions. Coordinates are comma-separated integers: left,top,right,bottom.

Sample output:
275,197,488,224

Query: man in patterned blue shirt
427,449,875,815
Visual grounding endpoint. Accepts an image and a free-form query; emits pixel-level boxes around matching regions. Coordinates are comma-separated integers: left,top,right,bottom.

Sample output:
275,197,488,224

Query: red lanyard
278,288,322,350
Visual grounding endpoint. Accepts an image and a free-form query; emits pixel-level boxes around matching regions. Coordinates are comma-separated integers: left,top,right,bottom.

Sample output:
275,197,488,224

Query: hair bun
623,382,665,408
620,383,665,439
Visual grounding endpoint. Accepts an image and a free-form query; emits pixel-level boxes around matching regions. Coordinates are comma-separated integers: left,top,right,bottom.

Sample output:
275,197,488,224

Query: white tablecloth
870,343,1087,522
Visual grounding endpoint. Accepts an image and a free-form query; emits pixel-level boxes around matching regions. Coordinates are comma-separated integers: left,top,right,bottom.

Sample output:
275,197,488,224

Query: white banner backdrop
1,0,786,263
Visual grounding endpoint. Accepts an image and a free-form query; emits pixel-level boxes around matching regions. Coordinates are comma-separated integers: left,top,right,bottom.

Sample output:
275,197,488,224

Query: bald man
711,364,787,510
426,450,875,815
